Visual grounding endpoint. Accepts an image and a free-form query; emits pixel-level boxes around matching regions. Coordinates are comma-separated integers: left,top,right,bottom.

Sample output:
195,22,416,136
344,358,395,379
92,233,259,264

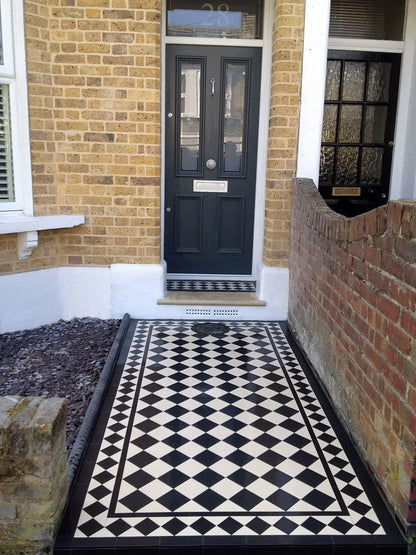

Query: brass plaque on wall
332,187,361,197
193,180,228,193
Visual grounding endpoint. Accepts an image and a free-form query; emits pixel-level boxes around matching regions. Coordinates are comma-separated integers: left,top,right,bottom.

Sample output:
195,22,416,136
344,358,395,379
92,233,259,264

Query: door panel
216,196,245,253
319,51,401,216
165,45,261,274
174,195,202,253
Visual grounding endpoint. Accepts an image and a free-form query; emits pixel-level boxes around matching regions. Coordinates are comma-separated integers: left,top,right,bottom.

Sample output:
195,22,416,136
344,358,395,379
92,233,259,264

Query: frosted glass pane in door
364,106,387,144
342,62,366,101
322,105,338,143
336,147,359,185
223,62,247,173
180,61,201,172
339,105,363,143
367,62,391,102
320,146,335,185
325,60,341,101
361,148,383,185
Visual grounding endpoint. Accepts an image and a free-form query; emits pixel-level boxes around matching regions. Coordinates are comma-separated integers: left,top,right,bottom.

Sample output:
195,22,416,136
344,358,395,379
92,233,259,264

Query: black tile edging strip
284,322,407,541
66,312,131,487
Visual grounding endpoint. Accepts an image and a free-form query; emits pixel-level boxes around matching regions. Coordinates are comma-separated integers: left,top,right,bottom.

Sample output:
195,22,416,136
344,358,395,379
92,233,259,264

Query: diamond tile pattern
71,321,391,541
167,280,256,292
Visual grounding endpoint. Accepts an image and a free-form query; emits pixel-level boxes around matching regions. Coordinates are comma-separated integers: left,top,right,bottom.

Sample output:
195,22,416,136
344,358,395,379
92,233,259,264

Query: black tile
193,489,227,510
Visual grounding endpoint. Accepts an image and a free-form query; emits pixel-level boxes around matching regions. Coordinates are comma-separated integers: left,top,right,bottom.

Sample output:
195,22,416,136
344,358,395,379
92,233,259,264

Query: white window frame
0,0,33,215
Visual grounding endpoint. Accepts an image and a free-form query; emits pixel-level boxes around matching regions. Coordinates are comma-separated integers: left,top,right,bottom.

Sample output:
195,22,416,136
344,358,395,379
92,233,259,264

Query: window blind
0,84,14,202
329,0,405,41
0,24,3,65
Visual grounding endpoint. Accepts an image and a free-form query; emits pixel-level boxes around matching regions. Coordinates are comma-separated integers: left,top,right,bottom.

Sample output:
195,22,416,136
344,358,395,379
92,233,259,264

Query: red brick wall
288,178,416,529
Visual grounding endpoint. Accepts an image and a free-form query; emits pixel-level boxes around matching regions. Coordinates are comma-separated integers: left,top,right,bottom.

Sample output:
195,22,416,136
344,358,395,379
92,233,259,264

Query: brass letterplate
332,187,361,197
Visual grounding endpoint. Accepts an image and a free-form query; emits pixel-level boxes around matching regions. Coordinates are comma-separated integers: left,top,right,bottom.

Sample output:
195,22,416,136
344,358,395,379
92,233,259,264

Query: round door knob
206,159,217,170
166,207,172,212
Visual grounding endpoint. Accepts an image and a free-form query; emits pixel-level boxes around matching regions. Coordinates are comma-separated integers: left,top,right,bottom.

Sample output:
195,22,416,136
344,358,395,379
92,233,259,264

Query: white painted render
296,0,331,184
59,266,112,321
0,268,61,333
0,264,289,333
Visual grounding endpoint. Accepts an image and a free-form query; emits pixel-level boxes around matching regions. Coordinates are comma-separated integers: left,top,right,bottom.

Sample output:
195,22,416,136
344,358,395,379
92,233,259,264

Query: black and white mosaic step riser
167,280,256,292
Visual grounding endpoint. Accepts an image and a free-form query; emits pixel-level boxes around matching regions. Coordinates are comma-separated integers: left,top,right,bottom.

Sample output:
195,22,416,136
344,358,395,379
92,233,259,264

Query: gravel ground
0,318,121,451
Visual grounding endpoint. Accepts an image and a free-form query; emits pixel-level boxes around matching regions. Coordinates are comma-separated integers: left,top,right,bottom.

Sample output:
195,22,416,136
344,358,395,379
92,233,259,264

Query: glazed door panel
319,50,401,215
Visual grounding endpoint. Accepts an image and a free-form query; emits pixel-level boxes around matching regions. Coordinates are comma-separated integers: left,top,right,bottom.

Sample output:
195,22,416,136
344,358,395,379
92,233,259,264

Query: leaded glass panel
361,148,383,185
342,62,366,101
322,105,338,143
325,61,341,101
336,147,359,185
339,105,362,143
320,146,335,185
364,106,387,144
367,62,391,102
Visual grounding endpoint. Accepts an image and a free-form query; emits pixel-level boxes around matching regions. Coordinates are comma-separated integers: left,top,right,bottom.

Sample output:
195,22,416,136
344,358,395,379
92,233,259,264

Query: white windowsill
0,214,85,259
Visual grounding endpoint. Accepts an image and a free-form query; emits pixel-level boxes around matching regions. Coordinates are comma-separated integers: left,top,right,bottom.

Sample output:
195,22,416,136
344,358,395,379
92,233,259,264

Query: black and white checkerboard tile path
55,320,405,554
166,280,256,292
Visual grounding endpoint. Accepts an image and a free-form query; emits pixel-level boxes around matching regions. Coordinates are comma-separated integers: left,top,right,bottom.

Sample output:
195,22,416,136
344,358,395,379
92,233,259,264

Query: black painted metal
164,45,261,274
191,321,230,337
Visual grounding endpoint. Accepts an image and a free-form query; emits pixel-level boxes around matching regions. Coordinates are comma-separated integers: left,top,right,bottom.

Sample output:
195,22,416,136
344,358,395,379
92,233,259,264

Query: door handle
206,159,217,170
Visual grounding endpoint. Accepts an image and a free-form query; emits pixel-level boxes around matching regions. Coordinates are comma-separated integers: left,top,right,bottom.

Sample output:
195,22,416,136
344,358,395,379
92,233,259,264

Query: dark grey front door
164,45,261,274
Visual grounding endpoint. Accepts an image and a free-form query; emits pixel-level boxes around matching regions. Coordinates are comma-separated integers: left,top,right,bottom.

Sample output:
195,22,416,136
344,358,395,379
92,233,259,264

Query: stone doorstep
157,290,266,306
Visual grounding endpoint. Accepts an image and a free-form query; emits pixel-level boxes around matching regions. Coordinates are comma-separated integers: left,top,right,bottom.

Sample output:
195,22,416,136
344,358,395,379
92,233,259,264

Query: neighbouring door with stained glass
319,50,401,216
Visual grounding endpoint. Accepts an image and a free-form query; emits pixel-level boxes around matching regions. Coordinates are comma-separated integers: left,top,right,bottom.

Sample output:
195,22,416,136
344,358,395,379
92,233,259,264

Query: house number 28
201,3,230,27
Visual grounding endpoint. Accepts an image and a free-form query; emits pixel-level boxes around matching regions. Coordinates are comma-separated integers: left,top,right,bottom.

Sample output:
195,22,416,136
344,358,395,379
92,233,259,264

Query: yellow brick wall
0,0,162,273
263,0,304,268
0,0,304,275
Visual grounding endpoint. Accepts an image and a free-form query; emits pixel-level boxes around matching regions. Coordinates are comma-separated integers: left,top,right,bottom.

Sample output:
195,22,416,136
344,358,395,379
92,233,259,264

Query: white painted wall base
0,264,289,333
60,266,112,321
111,263,166,319
258,265,289,318
0,268,61,333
